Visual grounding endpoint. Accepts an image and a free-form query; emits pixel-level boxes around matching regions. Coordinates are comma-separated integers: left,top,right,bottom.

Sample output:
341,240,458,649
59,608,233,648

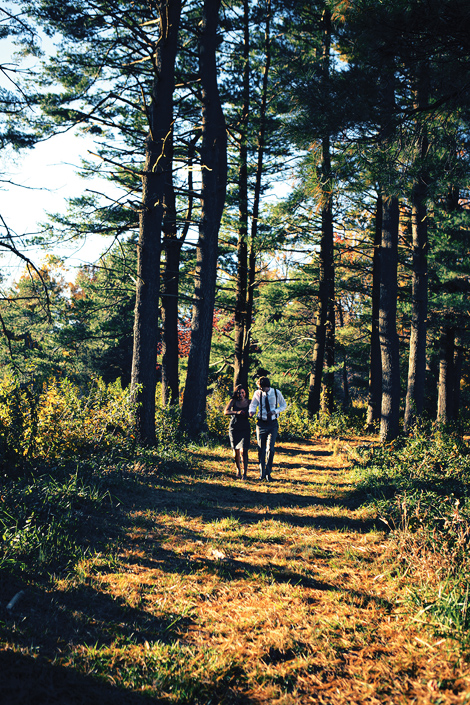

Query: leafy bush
281,402,365,440
0,375,198,577
205,386,232,440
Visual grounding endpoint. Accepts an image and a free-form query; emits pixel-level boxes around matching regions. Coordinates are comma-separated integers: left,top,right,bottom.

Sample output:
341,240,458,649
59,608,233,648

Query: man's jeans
256,419,278,479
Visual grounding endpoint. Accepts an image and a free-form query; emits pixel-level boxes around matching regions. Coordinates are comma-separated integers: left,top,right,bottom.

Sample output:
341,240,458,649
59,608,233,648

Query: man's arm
275,390,287,415
249,390,260,417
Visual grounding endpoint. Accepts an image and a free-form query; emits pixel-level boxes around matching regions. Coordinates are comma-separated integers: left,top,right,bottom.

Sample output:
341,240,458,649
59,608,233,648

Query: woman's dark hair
232,384,247,400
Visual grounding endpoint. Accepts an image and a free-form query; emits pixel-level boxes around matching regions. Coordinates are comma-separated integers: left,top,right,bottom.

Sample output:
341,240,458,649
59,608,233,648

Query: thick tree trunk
181,0,227,432
365,195,382,431
322,243,335,414
404,65,429,431
403,179,428,430
233,0,250,389
130,0,181,444
437,327,455,423
379,194,400,442
308,9,335,418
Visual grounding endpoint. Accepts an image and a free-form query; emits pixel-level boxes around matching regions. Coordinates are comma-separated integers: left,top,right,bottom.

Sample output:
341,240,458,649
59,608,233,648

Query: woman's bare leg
242,448,248,479
234,449,242,478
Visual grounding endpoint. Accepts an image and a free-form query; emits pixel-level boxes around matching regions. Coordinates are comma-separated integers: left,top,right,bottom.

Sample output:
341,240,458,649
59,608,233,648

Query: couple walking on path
224,376,287,481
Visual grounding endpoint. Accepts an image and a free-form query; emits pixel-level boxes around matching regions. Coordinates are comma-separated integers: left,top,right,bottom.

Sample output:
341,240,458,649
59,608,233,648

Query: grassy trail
2,438,470,703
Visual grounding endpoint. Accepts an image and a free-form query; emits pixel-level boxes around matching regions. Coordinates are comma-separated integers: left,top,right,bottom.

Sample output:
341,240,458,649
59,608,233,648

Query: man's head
258,376,270,390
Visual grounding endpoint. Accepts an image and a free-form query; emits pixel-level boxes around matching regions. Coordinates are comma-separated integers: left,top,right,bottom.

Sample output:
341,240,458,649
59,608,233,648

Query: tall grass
352,424,470,642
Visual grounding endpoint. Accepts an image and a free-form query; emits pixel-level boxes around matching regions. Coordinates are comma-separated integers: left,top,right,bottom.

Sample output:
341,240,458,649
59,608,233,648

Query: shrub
281,402,365,440
205,386,232,440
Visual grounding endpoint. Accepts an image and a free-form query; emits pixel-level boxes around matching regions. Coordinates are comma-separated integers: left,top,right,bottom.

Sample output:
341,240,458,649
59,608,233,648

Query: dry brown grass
2,438,470,703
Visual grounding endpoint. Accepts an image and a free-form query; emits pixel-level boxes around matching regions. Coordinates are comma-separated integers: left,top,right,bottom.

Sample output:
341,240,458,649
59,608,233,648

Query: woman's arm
224,399,234,415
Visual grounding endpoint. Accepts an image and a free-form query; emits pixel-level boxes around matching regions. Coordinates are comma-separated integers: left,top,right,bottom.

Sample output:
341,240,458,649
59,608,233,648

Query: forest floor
2,437,470,704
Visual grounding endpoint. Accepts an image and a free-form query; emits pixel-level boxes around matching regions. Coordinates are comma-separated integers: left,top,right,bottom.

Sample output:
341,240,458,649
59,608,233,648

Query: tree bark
130,0,181,444
234,0,272,390
338,302,350,410
161,137,197,406
308,8,335,417
379,194,400,442
404,64,429,431
453,330,463,420
233,0,250,389
365,194,382,431
180,0,227,432
437,327,455,423
161,237,182,406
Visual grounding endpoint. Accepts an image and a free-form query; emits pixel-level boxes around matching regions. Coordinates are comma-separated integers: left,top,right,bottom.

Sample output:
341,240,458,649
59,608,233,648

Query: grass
352,424,470,657
2,434,470,703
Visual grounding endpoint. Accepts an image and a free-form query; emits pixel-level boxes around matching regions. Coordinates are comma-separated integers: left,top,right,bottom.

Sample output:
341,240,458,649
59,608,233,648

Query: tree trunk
181,0,227,433
161,237,182,406
338,302,350,410
437,327,455,423
365,194,382,431
161,138,197,406
233,0,250,390
379,194,400,442
404,64,429,431
322,241,335,414
130,0,181,444
234,0,272,390
453,330,463,420
308,8,334,417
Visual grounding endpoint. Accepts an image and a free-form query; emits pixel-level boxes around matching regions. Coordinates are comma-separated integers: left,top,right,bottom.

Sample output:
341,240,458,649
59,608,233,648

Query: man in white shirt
249,376,287,481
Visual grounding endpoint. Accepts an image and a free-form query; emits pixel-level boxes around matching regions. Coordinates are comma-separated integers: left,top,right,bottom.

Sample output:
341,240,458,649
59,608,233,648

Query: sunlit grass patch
68,641,244,702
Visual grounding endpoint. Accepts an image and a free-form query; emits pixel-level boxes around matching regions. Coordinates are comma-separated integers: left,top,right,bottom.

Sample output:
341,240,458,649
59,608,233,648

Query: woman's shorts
229,428,250,450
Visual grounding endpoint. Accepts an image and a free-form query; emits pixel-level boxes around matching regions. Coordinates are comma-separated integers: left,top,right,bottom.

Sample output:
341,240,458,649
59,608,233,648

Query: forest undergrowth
2,382,470,702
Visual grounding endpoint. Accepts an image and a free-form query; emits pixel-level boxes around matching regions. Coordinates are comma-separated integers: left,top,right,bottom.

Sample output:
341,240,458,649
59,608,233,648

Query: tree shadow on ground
0,576,195,658
122,476,378,532
0,650,165,705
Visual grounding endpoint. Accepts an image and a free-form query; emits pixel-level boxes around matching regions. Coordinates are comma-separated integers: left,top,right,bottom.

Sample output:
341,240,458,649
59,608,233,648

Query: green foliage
0,374,197,577
353,425,470,504
281,403,365,440
205,386,232,440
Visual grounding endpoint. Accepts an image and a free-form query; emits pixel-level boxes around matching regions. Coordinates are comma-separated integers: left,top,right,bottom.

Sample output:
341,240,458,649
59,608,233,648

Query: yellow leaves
0,374,134,460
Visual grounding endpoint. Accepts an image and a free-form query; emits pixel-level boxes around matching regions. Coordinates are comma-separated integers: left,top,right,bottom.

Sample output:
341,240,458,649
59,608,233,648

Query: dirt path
177,438,470,704
2,438,470,704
